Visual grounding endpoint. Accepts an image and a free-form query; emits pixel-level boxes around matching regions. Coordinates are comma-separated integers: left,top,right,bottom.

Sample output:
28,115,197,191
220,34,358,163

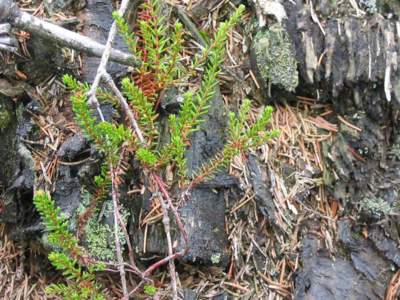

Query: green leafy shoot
144,284,157,296
121,77,158,144
190,5,245,72
33,190,104,300
34,190,80,253
113,11,138,54
191,100,279,185
136,147,158,167
93,122,131,166
63,74,132,167
114,0,184,90
161,5,246,179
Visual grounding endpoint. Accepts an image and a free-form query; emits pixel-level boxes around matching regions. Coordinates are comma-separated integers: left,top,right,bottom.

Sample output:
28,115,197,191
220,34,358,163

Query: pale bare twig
86,0,133,120
84,0,133,298
115,144,141,275
159,191,178,299
102,72,145,143
0,0,138,66
110,165,129,299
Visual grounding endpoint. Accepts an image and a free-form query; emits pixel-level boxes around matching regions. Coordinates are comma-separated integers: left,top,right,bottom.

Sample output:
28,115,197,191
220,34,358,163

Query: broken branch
0,0,138,66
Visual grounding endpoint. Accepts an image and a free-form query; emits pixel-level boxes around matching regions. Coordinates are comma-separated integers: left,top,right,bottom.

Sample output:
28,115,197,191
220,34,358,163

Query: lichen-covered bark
250,1,400,298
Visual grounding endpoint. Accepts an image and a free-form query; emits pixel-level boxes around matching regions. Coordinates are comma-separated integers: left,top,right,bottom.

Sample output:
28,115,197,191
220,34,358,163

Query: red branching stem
114,144,141,273
143,252,183,277
131,0,164,99
153,174,189,254
150,174,178,299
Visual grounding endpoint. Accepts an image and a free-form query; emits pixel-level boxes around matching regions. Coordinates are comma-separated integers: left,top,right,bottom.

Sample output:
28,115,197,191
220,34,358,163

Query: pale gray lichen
359,0,378,13
254,24,298,92
85,217,115,261
75,190,130,262
103,200,130,246
211,252,221,264
360,196,395,219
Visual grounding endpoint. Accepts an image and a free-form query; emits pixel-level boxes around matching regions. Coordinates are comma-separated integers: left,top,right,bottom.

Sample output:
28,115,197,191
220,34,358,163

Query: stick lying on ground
0,23,18,53
0,0,138,66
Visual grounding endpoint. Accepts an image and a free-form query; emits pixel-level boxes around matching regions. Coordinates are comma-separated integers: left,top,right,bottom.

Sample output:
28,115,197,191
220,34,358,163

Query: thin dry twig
102,72,145,143
0,0,137,65
110,165,129,299
85,0,133,297
87,0,133,119
385,269,400,300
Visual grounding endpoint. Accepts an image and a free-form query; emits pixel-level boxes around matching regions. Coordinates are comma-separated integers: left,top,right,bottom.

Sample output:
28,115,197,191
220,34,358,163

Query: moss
254,24,298,92
0,103,12,131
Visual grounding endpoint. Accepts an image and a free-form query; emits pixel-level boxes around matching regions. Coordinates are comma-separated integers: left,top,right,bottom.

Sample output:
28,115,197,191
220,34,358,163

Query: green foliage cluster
113,0,184,92
254,23,298,92
35,1,279,297
64,3,265,186
192,100,279,184
121,78,159,144
144,284,158,296
33,190,105,299
64,75,132,167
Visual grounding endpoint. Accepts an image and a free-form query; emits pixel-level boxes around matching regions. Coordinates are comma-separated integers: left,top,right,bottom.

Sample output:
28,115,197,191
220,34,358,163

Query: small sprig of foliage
114,0,184,97
144,284,158,296
77,165,111,236
64,75,132,168
33,190,105,300
192,100,279,184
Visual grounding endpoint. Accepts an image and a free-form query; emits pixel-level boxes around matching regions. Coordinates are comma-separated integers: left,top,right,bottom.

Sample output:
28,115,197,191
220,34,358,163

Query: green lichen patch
360,196,396,219
360,0,378,13
83,199,130,262
85,217,115,261
0,102,12,131
211,252,221,264
254,24,298,92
